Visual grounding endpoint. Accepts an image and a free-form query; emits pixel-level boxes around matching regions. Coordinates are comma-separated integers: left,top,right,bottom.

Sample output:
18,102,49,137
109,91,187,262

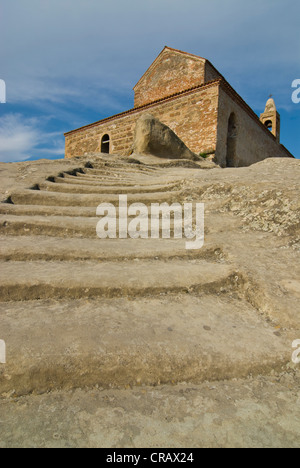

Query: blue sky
0,0,299,162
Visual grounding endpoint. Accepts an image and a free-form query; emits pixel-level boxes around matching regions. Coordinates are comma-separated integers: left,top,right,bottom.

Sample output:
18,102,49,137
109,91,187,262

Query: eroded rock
133,114,198,160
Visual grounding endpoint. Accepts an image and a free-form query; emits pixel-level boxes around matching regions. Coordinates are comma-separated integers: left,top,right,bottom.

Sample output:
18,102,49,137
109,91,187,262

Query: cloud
0,114,40,162
0,0,299,160
2,0,299,110
0,80,6,104
0,114,64,162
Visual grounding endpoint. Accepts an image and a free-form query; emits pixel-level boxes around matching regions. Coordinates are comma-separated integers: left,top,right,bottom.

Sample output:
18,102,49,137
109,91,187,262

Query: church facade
64,47,293,166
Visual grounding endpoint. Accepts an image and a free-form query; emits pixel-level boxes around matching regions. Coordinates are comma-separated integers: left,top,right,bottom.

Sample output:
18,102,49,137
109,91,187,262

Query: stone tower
260,97,280,143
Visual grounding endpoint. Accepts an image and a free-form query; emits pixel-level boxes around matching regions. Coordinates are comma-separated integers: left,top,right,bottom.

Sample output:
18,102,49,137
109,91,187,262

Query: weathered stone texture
1,154,300,447
133,114,197,160
205,61,222,83
134,48,207,108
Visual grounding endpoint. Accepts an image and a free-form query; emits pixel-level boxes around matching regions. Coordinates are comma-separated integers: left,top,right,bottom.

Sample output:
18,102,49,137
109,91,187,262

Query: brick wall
215,83,292,167
65,82,220,159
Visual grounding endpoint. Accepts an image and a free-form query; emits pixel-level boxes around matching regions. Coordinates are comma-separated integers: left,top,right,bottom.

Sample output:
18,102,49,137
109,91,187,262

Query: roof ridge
163,46,206,61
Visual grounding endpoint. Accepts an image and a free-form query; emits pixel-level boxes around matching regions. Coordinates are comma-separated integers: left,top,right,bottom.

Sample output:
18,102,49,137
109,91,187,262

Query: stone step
54,175,145,186
8,189,182,207
76,170,156,181
0,259,236,302
39,181,178,195
90,160,159,169
75,171,151,180
0,236,223,262
0,204,96,218
1,375,298,448
61,173,164,187
54,175,178,190
77,170,154,180
0,202,191,218
0,214,99,237
84,167,158,176
0,213,196,238
73,173,158,184
0,295,289,397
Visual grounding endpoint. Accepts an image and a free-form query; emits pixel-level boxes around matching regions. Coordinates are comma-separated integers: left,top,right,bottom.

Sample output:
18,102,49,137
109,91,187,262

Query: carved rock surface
133,113,197,160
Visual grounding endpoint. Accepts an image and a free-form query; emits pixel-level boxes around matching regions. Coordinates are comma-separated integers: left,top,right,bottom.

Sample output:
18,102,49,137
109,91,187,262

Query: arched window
226,113,237,167
101,134,110,154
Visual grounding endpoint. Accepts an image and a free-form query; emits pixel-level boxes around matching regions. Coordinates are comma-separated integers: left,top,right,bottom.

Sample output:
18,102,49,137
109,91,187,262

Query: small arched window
101,134,110,154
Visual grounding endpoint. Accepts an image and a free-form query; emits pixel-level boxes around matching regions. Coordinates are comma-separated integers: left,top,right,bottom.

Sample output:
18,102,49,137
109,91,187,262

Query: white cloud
0,0,298,130
2,0,298,109
0,114,40,162
0,114,64,162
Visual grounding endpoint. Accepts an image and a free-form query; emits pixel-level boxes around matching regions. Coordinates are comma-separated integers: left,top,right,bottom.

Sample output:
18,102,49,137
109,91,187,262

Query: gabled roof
133,46,207,91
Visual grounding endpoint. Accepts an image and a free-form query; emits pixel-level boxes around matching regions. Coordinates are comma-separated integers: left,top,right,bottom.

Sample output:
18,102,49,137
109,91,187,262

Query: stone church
64,46,294,166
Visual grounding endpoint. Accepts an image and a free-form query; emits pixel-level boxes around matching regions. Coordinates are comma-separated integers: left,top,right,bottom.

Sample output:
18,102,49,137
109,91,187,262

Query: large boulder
133,114,198,160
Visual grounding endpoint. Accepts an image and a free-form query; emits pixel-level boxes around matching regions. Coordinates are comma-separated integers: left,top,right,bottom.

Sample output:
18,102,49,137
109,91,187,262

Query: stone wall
205,61,222,84
215,83,293,167
133,48,207,108
133,49,222,109
65,81,220,159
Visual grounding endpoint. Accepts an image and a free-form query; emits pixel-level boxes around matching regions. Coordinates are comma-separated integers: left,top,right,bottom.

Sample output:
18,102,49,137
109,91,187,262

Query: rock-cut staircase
0,155,289,397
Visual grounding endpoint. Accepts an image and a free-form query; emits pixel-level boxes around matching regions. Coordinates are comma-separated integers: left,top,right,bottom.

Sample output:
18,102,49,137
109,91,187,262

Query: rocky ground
0,153,299,448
